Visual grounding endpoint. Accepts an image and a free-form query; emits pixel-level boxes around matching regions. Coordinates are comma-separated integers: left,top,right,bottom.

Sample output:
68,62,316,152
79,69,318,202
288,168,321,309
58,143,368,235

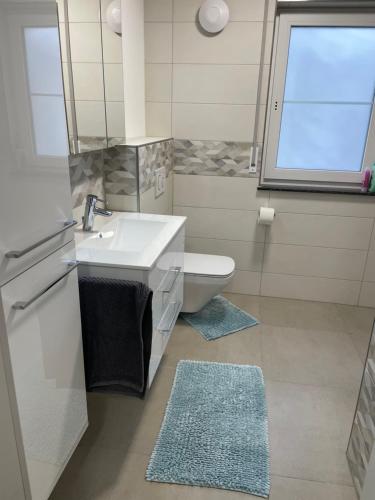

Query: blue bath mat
181,295,259,341
146,360,270,497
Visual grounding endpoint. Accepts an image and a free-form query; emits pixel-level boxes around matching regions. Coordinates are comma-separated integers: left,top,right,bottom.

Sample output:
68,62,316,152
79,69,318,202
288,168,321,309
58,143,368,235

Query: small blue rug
146,360,270,497
181,295,259,341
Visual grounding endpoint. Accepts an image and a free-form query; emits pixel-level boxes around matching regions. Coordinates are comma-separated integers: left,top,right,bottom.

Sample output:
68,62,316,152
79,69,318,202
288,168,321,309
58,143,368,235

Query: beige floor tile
348,330,372,364
50,445,130,500
223,292,261,318
267,381,356,485
214,325,263,366
261,325,363,389
269,476,357,500
335,304,375,336
78,365,176,455
51,293,365,500
163,320,220,367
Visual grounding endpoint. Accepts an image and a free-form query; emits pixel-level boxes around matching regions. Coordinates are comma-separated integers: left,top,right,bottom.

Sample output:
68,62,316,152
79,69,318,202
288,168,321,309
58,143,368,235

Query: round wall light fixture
198,0,230,34
106,0,122,35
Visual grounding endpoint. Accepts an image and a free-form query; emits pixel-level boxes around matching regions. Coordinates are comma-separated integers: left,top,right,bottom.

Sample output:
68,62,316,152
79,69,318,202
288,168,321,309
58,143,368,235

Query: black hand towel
78,277,153,398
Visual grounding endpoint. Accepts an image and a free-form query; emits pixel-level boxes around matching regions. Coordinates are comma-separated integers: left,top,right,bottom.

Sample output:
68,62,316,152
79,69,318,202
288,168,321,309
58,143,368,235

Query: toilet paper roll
258,207,275,225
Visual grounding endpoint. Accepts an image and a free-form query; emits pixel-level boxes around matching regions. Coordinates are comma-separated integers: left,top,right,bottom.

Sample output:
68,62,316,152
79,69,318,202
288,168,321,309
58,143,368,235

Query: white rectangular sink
75,212,186,270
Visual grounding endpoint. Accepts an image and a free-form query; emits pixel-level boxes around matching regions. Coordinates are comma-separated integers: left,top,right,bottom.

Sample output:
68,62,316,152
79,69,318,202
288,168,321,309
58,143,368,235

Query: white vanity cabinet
0,242,88,500
79,224,185,387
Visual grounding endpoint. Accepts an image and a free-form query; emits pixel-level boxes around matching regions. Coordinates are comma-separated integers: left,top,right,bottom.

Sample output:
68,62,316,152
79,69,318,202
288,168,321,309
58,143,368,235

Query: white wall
144,0,273,140
174,174,375,306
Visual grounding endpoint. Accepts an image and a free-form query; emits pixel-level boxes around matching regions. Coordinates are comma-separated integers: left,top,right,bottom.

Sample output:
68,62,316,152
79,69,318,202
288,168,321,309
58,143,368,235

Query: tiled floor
51,294,375,500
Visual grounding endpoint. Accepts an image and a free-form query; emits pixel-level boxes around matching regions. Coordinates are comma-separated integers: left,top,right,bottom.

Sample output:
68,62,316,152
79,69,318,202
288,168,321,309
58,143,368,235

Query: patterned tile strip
69,150,105,209
347,325,375,498
173,140,261,177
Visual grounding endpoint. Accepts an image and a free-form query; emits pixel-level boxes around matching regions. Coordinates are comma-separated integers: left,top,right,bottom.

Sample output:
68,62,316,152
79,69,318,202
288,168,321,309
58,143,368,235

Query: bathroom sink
75,212,186,270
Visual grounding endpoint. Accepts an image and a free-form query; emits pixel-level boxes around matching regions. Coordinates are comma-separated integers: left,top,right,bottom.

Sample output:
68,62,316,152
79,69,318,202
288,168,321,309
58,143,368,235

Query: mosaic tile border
69,150,105,209
103,139,174,197
347,324,375,498
138,139,174,194
173,140,262,178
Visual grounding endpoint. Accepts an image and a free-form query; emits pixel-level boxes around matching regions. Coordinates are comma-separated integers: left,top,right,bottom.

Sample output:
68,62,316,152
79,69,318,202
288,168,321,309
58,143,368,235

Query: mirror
57,0,125,154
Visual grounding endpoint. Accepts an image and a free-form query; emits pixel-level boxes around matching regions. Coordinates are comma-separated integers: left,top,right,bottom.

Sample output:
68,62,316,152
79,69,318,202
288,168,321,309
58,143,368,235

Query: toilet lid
184,253,235,277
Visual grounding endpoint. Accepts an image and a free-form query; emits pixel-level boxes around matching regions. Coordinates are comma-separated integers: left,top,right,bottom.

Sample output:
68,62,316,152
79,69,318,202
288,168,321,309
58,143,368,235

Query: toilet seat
184,253,235,278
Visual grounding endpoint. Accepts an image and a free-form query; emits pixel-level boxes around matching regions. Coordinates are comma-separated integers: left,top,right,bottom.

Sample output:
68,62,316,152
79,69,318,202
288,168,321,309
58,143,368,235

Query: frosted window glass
285,28,375,103
277,103,372,171
24,27,63,95
30,96,69,157
277,26,375,171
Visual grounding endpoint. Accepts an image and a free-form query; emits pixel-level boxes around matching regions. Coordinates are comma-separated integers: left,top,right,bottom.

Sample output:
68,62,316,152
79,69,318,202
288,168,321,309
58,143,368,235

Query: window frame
261,11,375,191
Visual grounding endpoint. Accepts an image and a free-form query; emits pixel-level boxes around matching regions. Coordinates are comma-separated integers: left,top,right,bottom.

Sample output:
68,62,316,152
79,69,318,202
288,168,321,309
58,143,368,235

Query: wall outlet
155,167,166,197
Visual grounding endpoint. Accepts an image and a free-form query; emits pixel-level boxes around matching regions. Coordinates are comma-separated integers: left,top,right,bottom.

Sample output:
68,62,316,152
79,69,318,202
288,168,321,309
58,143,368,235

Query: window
261,12,375,191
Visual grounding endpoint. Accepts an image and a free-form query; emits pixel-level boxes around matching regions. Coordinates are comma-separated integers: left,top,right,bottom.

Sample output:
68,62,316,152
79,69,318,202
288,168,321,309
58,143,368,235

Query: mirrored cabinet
57,0,125,154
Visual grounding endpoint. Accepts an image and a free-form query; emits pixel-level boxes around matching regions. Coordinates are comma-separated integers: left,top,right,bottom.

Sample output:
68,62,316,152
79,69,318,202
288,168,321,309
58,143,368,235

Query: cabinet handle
5,220,78,259
160,267,182,294
158,301,182,334
12,262,79,310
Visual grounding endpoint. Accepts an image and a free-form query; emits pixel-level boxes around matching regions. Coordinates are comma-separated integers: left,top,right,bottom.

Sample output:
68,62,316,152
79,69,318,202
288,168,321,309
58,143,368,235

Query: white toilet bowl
182,253,235,313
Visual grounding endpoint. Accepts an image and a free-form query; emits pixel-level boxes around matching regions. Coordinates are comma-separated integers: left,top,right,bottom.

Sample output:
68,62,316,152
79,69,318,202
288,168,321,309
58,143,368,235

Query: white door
0,1,74,286
0,241,88,500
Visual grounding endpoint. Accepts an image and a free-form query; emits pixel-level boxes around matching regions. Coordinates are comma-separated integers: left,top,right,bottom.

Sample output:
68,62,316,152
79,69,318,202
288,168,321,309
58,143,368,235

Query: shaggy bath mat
181,295,259,340
146,360,270,497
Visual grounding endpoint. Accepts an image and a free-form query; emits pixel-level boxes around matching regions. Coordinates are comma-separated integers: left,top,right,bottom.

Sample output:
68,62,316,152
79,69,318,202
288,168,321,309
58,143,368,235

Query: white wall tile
263,244,367,281
364,251,375,282
67,0,100,22
62,62,71,100
72,63,104,100
264,21,275,65
224,270,262,295
57,0,65,22
267,213,373,250
145,22,172,63
172,103,255,141
69,23,102,62
102,23,123,63
173,0,266,22
145,0,173,21
186,237,264,271
75,100,106,136
173,175,267,210
359,282,375,308
261,273,361,305
106,101,125,137
173,64,260,104
269,191,375,218
145,102,172,136
104,64,124,101
145,64,172,102
173,22,263,64
140,174,173,214
59,23,67,62
173,206,265,242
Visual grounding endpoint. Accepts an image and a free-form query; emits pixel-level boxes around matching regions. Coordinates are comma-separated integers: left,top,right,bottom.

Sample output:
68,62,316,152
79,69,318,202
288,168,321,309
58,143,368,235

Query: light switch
155,167,166,197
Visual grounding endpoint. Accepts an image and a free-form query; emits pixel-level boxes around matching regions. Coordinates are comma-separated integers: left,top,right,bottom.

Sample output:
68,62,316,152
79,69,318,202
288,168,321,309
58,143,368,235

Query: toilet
182,253,235,313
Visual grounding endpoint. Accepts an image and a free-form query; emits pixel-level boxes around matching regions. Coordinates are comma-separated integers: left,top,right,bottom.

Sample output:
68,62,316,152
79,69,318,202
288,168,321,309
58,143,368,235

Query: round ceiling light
106,0,122,35
198,0,230,34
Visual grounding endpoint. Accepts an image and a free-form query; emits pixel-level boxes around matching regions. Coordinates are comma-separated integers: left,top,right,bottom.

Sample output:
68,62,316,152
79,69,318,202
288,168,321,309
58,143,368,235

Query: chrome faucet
82,194,112,232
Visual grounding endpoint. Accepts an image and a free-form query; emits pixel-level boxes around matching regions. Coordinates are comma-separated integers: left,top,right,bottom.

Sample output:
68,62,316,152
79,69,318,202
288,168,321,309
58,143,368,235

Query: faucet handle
87,194,104,203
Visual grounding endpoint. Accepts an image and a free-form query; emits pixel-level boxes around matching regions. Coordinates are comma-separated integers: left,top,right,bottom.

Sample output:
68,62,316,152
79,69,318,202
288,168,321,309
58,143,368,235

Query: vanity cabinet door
0,242,88,500
0,2,73,287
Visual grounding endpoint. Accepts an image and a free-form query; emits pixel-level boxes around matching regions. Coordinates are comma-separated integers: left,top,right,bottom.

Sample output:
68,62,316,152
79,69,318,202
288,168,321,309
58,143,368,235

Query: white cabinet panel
0,2,73,287
0,242,88,500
